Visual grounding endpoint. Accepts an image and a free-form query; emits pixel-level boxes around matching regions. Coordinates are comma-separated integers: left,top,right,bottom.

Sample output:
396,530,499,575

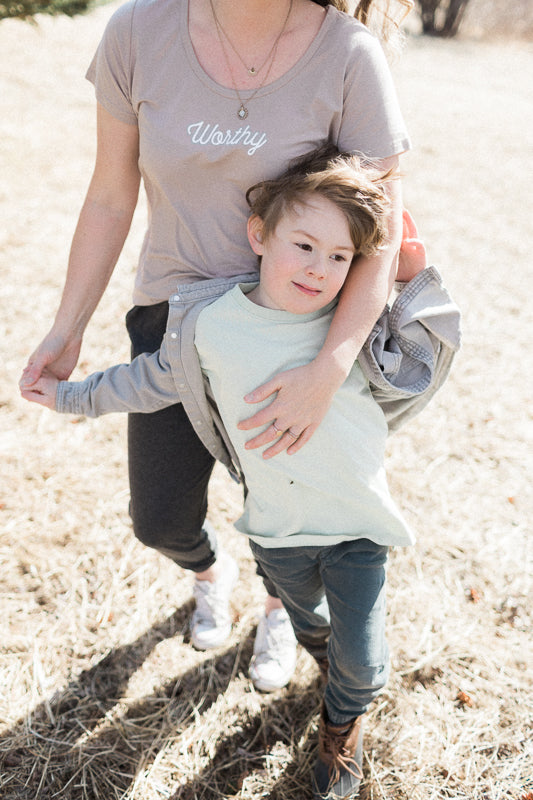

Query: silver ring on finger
286,429,299,440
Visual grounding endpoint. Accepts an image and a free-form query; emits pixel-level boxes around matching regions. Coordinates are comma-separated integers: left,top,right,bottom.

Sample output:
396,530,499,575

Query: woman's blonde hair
246,145,394,258
311,0,414,46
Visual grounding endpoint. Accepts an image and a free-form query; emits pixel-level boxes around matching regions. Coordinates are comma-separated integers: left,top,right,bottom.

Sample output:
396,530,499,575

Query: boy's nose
305,256,327,278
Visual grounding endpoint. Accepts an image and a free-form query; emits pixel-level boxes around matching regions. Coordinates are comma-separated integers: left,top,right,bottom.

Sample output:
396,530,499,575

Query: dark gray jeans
126,301,219,572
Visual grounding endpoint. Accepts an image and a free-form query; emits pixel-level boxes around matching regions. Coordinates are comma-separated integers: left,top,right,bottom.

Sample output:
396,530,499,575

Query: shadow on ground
0,602,323,800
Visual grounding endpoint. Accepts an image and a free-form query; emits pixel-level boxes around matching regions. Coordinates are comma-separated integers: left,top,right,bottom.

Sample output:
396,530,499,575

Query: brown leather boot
312,703,363,799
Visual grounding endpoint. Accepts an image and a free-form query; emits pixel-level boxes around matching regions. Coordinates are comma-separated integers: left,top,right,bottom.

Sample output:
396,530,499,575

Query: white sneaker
249,608,298,692
190,551,239,650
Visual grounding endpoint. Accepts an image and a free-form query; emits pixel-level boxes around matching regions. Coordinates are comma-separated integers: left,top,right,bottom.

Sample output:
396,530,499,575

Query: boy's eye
331,253,347,262
296,243,313,252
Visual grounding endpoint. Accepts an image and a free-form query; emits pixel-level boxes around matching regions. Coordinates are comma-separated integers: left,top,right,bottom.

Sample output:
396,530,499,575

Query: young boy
22,149,460,799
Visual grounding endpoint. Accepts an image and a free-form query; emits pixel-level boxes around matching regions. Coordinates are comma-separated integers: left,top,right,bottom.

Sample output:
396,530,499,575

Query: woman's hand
20,330,82,388
237,358,342,458
19,332,79,409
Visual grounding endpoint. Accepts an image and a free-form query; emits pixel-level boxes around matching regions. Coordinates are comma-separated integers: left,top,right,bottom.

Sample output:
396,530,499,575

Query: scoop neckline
182,1,336,101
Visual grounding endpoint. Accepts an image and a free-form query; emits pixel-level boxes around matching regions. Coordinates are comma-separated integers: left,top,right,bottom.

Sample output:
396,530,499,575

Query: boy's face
247,195,356,314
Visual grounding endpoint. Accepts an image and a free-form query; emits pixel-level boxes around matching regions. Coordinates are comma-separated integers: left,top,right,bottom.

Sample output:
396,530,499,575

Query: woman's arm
238,155,403,458
20,104,140,386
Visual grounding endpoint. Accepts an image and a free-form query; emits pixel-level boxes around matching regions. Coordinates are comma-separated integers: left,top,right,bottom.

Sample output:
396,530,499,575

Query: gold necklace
209,0,293,78
209,0,293,120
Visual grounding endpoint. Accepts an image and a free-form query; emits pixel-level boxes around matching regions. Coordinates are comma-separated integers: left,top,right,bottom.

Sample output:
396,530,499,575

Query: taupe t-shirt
87,0,411,305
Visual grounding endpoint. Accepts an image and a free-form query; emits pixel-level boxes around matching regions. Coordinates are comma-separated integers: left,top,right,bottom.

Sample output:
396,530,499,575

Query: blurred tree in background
416,0,472,36
0,0,92,20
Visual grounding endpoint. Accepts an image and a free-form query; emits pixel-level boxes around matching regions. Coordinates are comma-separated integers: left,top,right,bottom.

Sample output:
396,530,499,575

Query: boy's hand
19,371,60,410
396,209,427,282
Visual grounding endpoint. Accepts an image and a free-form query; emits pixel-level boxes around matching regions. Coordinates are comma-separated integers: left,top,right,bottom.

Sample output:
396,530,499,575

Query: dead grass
1,4,532,799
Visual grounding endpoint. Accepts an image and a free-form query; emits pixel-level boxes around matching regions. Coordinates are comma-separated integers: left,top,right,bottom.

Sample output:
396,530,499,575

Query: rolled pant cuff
153,521,219,572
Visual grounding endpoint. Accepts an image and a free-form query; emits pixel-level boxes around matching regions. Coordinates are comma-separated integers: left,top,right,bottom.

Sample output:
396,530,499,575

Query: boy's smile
247,195,356,314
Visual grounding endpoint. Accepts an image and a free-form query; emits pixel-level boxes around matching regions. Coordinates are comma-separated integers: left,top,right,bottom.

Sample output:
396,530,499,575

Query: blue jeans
250,538,390,724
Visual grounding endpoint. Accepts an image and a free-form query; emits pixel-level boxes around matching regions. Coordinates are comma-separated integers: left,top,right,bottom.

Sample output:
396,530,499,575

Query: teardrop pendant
248,66,257,76
237,104,249,120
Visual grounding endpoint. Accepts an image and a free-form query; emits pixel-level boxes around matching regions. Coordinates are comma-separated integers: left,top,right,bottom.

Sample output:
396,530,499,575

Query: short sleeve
339,28,410,159
86,0,138,125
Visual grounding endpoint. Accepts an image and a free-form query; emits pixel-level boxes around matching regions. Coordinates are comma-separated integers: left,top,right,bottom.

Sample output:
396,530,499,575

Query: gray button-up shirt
56,267,461,480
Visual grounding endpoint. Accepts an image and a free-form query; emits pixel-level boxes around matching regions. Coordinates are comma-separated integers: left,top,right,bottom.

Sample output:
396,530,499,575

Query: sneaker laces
193,578,231,627
255,613,296,666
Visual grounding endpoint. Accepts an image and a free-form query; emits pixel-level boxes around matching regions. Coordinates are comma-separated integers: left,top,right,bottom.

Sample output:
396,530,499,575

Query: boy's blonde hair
246,145,394,258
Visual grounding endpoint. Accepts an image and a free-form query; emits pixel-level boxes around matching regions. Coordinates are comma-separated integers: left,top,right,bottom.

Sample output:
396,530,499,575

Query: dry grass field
1,4,532,798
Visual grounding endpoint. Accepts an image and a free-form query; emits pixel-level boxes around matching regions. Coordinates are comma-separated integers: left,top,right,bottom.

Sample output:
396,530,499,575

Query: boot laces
323,722,364,784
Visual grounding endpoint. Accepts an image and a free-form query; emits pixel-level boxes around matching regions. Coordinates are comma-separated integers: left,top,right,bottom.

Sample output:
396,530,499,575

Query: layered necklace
209,0,293,120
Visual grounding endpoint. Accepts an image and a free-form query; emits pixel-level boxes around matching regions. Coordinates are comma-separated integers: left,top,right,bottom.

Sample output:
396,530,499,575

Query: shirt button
170,332,177,339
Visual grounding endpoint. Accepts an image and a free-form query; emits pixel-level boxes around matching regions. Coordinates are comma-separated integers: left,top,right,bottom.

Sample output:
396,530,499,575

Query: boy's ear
247,215,265,256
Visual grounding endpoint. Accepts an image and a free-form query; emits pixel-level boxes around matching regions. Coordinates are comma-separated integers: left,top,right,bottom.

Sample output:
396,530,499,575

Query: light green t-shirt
195,285,415,548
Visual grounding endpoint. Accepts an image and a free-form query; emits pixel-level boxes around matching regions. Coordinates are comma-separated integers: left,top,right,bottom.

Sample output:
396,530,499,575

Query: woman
20,0,413,693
